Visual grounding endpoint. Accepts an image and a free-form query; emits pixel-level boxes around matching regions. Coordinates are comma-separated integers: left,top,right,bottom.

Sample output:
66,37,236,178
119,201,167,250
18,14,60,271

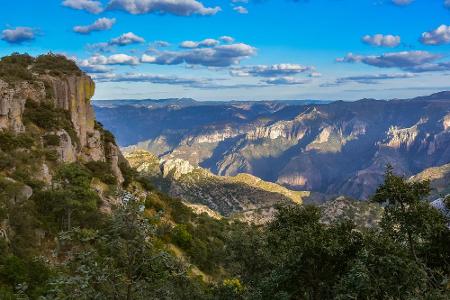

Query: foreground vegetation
1,164,449,299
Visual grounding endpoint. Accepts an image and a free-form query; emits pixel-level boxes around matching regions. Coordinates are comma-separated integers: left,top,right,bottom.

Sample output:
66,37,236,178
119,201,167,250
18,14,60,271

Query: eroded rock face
0,80,46,132
47,75,95,148
102,94,450,199
0,74,123,183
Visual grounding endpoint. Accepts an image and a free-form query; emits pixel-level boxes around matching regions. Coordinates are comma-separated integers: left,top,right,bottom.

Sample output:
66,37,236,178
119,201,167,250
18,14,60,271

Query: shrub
32,53,81,76
56,163,92,188
23,100,79,146
0,132,35,152
0,53,34,82
43,134,60,146
172,224,193,248
44,149,59,161
95,121,116,146
84,161,116,185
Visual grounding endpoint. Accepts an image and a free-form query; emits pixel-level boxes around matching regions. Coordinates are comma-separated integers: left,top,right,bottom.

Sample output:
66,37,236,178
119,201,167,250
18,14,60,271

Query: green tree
48,201,205,300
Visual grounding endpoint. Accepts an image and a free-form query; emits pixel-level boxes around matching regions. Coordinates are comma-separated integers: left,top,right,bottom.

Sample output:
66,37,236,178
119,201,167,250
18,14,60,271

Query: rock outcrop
124,149,321,219
0,66,123,184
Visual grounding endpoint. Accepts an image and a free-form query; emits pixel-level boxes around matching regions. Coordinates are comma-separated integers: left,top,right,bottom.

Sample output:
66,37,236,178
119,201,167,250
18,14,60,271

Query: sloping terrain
124,149,323,219
96,92,450,199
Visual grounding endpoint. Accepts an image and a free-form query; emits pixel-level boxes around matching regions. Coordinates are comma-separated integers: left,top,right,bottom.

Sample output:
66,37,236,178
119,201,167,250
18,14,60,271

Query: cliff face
0,71,123,184
96,93,450,200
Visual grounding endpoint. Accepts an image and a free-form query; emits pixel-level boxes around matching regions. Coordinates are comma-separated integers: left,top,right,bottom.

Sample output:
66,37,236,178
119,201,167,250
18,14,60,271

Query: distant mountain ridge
93,98,331,108
95,92,450,199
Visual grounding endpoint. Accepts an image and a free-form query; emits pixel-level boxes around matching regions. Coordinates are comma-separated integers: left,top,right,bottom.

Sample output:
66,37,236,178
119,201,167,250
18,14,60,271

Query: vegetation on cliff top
0,53,81,83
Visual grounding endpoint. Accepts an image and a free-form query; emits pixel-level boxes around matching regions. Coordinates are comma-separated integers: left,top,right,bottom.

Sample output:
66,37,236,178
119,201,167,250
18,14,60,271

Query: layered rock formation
96,92,450,199
0,72,124,183
124,149,321,219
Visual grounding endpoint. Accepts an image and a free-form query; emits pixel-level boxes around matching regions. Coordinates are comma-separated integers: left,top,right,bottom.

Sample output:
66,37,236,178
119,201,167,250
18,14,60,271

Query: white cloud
140,54,156,63
262,77,310,85
333,73,416,85
110,32,145,46
152,40,170,47
92,72,215,87
219,36,234,43
392,0,413,6
1,27,35,44
180,38,219,48
62,0,103,14
233,6,248,14
309,72,322,78
362,34,401,47
141,43,256,67
81,54,140,68
230,64,313,77
73,17,116,34
420,25,450,45
106,54,140,65
107,0,221,16
337,51,441,70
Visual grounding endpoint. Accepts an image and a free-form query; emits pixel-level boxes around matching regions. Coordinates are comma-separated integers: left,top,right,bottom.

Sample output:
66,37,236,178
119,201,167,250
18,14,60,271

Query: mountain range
94,92,450,199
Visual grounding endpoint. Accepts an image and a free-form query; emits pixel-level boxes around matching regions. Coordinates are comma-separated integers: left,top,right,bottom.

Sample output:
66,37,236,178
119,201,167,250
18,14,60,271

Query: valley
95,92,450,200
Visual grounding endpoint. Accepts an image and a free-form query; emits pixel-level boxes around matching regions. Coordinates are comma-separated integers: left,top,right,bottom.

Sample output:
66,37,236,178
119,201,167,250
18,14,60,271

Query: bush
56,163,92,188
43,134,60,146
0,53,34,82
23,100,79,146
95,121,116,146
44,149,59,161
0,132,35,152
172,224,193,248
32,53,81,76
84,161,116,185
0,255,51,298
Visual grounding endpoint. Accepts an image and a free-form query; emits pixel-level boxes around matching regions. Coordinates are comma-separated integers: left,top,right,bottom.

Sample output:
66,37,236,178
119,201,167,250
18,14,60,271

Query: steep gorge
96,93,450,199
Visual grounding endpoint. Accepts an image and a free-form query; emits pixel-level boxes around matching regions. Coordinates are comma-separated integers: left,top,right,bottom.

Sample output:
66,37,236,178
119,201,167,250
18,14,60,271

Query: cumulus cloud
110,32,145,46
81,54,140,68
233,6,248,14
87,32,145,52
62,0,103,13
151,40,170,47
140,43,256,67
78,62,112,73
362,34,401,47
420,25,450,45
220,36,234,43
180,38,219,48
230,64,313,77
107,0,221,16
337,51,441,69
262,77,309,85
392,0,413,6
1,27,35,44
73,17,116,34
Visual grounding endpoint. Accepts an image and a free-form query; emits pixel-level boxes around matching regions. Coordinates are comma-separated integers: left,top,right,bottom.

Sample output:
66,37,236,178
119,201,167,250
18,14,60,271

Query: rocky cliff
124,149,323,221
0,55,124,184
96,92,450,199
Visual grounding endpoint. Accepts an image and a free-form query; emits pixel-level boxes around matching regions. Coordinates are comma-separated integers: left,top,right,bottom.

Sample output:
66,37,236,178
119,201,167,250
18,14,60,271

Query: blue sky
1,0,450,101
